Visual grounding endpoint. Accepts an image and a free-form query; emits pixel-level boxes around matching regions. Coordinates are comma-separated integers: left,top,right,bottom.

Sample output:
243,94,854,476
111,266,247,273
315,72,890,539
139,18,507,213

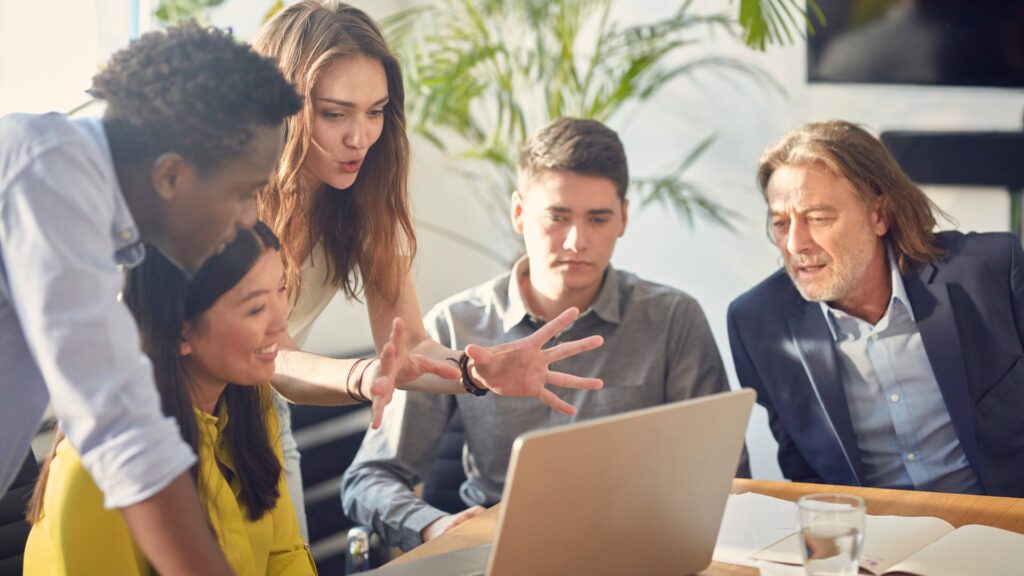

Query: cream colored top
289,233,408,348
287,242,345,348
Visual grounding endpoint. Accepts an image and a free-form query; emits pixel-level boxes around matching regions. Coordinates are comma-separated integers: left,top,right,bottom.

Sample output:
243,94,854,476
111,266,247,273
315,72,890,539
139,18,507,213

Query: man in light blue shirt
0,24,301,573
729,120,1024,497
820,248,981,493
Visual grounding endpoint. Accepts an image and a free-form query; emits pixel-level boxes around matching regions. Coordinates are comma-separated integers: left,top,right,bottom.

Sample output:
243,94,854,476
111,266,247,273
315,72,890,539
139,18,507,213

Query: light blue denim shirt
820,251,981,493
0,113,195,505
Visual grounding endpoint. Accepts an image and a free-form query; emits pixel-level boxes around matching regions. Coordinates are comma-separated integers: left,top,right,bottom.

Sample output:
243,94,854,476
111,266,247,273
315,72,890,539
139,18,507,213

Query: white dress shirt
0,113,195,507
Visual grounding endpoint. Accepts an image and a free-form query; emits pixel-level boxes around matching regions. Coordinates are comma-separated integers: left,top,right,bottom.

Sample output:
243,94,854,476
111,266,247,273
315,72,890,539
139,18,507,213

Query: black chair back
0,452,38,575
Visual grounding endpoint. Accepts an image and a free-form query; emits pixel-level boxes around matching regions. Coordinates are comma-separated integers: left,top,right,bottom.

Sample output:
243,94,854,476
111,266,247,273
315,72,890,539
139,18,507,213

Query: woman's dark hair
27,222,284,523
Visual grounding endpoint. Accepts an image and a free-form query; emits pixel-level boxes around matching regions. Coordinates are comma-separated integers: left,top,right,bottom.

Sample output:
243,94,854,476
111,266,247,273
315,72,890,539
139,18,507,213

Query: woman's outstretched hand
362,317,462,428
463,307,604,415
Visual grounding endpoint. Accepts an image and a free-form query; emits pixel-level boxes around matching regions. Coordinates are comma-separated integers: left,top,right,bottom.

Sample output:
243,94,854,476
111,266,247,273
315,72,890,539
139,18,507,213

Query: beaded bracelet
345,358,373,403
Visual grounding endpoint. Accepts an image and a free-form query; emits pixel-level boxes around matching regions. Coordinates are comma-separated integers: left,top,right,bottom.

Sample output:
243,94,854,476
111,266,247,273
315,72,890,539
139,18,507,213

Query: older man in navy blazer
728,120,1024,497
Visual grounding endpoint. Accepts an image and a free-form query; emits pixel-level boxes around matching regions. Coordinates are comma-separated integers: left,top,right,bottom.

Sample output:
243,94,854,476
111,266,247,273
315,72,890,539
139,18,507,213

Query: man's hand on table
421,506,487,542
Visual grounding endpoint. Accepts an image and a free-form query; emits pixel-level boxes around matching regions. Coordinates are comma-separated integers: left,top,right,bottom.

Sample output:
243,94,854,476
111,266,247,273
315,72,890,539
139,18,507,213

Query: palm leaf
737,0,826,50
384,0,823,262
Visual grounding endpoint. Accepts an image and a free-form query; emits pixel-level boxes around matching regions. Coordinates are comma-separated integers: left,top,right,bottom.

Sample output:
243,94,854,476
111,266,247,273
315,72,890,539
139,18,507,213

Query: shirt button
120,228,135,241
890,393,900,403
870,334,879,342
906,452,917,462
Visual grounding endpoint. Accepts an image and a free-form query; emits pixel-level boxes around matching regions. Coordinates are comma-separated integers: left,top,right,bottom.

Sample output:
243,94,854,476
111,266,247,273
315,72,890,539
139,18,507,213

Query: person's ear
511,190,526,234
870,198,889,237
151,153,195,202
180,322,194,357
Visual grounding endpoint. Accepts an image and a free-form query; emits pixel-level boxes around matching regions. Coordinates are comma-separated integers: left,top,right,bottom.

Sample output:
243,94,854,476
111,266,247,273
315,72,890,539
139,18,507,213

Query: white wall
0,1,99,115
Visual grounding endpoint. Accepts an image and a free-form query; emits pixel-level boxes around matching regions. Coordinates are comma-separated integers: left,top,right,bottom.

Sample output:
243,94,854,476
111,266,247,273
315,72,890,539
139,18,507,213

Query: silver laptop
363,388,755,576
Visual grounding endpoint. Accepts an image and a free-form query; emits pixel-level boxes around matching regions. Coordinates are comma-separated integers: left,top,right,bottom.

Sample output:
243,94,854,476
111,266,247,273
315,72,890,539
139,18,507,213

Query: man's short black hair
90,23,302,171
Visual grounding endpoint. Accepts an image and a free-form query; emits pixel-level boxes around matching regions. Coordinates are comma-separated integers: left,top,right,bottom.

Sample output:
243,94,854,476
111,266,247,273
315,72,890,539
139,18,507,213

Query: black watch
449,353,488,396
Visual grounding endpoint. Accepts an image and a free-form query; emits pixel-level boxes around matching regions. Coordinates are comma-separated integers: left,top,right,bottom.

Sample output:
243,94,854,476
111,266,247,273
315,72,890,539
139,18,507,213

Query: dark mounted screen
807,1,1024,89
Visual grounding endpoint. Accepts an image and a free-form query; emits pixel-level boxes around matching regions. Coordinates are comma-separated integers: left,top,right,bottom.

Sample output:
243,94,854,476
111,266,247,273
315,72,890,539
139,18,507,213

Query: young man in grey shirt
341,117,748,551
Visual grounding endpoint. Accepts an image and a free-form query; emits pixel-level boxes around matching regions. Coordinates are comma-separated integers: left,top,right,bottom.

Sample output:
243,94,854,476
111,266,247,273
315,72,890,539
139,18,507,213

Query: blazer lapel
788,304,866,485
904,269,981,473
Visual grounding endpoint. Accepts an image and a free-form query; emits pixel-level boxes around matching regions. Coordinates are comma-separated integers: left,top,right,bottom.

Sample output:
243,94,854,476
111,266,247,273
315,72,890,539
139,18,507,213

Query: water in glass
800,522,863,576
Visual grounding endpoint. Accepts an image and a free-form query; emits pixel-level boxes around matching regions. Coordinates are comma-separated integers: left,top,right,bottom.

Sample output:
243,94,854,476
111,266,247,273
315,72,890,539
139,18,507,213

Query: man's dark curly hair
90,23,302,172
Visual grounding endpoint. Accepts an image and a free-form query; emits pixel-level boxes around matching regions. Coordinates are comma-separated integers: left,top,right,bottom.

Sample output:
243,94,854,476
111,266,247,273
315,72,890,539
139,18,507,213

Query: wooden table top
387,479,1024,574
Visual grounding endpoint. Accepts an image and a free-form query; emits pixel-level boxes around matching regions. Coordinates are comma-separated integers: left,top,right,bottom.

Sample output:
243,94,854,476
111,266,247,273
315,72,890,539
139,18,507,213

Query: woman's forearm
395,337,465,394
272,348,369,406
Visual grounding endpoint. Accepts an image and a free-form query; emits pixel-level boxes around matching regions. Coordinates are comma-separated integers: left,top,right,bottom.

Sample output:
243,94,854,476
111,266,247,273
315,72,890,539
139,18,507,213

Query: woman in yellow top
24,222,318,575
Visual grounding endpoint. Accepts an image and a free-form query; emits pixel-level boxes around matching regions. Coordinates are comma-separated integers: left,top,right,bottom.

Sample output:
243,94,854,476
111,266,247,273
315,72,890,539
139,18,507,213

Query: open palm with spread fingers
364,317,462,428
463,307,604,414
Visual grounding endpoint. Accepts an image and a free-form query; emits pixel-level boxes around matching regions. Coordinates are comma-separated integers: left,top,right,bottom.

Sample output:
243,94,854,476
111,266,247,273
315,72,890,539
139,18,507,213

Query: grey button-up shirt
341,259,747,550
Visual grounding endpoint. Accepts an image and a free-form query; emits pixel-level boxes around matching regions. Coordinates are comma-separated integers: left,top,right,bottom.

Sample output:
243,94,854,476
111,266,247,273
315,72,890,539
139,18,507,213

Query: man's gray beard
787,266,832,303
786,255,869,305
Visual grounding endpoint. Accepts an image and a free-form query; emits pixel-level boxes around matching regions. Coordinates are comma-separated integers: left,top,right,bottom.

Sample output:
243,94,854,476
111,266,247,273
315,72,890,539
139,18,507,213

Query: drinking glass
797,493,866,576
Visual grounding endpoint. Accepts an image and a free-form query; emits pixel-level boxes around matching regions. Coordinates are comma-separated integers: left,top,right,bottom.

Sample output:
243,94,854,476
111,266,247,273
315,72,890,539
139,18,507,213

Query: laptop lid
364,388,755,576
485,388,755,576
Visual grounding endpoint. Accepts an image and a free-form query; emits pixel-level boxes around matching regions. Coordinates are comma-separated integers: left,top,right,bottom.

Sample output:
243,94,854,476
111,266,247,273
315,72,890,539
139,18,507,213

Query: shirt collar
78,117,144,267
110,170,144,267
501,256,621,333
819,245,914,340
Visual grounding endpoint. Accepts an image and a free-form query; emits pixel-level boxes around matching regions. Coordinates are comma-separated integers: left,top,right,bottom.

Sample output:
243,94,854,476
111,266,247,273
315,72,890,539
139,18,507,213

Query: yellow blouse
24,387,317,575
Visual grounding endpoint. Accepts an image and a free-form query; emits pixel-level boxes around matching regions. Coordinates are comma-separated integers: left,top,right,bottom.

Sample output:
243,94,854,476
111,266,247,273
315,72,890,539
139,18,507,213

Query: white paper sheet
713,493,801,567
886,524,1024,576
752,513,954,575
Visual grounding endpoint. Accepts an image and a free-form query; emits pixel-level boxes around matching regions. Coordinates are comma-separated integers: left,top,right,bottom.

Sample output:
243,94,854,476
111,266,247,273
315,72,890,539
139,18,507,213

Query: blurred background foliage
154,0,823,260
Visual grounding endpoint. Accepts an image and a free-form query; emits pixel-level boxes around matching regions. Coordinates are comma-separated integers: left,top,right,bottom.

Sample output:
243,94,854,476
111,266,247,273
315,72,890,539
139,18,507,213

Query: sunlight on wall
0,1,164,118
0,1,100,115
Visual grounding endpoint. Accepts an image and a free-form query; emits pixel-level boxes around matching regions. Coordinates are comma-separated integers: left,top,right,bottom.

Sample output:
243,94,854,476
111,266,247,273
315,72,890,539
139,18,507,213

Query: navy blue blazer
727,231,1024,497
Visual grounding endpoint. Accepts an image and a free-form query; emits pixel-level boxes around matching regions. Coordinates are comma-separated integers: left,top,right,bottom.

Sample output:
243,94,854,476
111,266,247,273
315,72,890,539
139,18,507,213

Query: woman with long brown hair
254,1,605,539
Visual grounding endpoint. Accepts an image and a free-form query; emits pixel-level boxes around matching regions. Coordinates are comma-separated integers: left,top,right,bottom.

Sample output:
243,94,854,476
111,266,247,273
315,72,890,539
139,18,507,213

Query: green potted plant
384,0,822,261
